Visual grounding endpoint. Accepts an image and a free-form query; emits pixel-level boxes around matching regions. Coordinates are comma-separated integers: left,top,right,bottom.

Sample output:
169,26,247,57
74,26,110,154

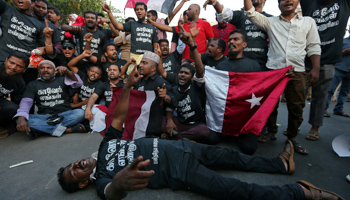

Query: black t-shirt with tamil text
22,76,72,114
300,0,350,65
123,21,158,54
201,53,227,69
162,50,182,73
94,80,124,108
77,70,102,101
0,1,45,62
0,65,26,104
216,57,261,73
98,59,127,82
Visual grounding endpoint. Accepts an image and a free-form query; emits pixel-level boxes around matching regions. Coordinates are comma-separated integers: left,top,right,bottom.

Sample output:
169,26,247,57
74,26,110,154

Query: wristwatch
189,43,197,51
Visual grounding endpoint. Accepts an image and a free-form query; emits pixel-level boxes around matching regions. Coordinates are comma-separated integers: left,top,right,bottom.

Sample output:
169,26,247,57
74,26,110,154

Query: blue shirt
335,36,350,72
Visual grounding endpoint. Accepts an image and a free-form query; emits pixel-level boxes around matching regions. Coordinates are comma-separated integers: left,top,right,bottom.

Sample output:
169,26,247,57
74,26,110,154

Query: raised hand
157,83,167,99
84,33,93,43
55,66,69,76
82,50,94,58
126,64,143,87
203,0,217,10
179,31,194,47
43,20,54,37
189,21,199,38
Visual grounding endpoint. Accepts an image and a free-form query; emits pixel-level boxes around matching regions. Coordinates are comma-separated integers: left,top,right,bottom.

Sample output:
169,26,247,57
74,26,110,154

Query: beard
40,73,55,81
179,80,191,90
228,50,239,59
0,66,20,80
138,16,146,23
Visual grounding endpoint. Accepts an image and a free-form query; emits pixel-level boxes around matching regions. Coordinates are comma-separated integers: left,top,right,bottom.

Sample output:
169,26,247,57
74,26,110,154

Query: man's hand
128,58,137,65
179,32,194,47
32,47,45,56
85,109,93,121
189,21,199,38
85,33,93,43
154,45,162,57
286,67,295,78
125,64,143,88
203,0,217,10
166,118,177,135
55,66,69,76
146,17,154,25
178,14,185,32
342,48,350,55
82,50,94,58
157,83,167,99
43,20,54,38
71,93,79,104
99,0,111,13
308,68,319,86
71,25,82,32
17,116,30,133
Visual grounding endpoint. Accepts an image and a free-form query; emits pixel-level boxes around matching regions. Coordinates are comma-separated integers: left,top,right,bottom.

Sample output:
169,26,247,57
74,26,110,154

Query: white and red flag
105,87,156,139
204,66,291,136
125,0,179,15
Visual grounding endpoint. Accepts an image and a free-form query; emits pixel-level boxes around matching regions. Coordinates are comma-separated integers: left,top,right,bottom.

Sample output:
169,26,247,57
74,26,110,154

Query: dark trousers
0,98,18,127
183,142,304,200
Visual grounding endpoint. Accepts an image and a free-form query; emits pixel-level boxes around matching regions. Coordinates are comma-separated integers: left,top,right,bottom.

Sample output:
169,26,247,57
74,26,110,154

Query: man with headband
15,60,86,139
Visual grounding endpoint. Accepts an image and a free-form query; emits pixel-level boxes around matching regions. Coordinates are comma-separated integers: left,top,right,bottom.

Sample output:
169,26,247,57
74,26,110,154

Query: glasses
62,46,74,50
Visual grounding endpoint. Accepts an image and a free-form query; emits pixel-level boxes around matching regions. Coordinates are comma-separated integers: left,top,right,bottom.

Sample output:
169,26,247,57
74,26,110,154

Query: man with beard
98,44,127,82
243,0,321,155
147,4,214,60
15,60,86,139
205,0,272,71
0,0,45,65
31,0,61,54
101,2,159,71
0,53,29,139
96,12,119,39
62,10,108,59
299,0,350,141
158,38,185,73
67,50,103,109
211,18,236,56
201,38,227,68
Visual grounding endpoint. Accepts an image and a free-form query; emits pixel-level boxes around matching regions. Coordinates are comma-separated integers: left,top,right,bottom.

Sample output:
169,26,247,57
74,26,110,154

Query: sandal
324,112,331,118
0,132,9,139
334,112,350,118
297,180,344,200
291,140,308,155
279,140,295,175
71,123,86,133
305,130,320,141
258,132,276,143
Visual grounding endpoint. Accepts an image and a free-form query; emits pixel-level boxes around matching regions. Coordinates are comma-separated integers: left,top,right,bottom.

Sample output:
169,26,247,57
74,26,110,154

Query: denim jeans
27,109,85,137
325,68,350,114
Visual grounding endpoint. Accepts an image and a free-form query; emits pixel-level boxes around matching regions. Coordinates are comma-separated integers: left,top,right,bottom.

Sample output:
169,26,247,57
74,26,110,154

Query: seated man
57,66,343,200
0,52,29,138
15,60,86,139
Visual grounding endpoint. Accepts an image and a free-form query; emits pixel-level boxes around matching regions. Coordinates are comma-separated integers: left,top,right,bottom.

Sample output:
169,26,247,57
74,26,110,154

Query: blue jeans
27,109,85,137
325,68,350,114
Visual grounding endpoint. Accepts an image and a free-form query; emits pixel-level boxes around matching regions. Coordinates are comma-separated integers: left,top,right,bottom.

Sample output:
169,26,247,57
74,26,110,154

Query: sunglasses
62,46,74,50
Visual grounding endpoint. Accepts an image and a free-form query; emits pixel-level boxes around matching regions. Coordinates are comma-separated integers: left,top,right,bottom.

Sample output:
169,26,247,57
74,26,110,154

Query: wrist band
45,42,53,46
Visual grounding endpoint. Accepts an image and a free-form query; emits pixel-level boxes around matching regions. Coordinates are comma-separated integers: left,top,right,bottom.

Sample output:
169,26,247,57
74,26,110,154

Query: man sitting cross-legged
57,65,344,200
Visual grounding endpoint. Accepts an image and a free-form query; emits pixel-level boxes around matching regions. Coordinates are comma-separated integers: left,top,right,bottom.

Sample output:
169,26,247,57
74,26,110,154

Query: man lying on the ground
15,60,86,140
0,52,29,138
57,66,344,200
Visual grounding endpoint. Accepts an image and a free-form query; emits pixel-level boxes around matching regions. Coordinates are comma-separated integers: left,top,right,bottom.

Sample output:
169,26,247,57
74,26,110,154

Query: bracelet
45,42,53,46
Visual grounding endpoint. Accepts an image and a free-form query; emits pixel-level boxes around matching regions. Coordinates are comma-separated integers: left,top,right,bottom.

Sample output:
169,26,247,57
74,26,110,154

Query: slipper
296,180,344,200
333,112,350,118
291,140,308,155
258,132,276,143
324,112,331,118
0,132,9,139
305,130,319,141
279,140,295,175
71,123,86,133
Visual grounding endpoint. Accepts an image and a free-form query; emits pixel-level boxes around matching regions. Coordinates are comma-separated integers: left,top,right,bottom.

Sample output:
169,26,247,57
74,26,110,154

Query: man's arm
43,20,54,55
308,55,320,86
110,65,143,131
60,24,83,33
203,0,224,13
83,33,98,63
56,66,78,82
67,50,94,74
168,0,189,23
180,32,204,78
147,19,173,32
243,0,269,32
84,93,99,120
100,1,124,31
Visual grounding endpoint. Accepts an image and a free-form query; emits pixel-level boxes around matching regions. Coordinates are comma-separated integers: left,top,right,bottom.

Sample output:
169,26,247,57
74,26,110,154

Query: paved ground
1,100,350,200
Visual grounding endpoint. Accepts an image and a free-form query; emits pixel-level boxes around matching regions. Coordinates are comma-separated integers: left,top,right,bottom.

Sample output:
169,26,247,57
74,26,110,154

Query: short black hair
7,52,30,66
103,44,116,54
158,39,169,45
148,10,157,18
134,2,147,11
229,29,248,42
84,10,97,20
181,58,192,65
57,165,81,193
183,10,187,16
96,12,105,18
125,17,136,23
180,63,195,77
47,6,60,16
34,0,49,6
214,38,226,53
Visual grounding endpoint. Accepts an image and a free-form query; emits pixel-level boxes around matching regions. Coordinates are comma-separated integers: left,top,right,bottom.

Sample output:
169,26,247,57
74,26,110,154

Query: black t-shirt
300,0,350,65
38,19,61,46
95,126,190,199
98,59,127,82
123,21,158,54
94,81,124,107
170,82,206,125
216,57,261,72
23,76,72,114
0,65,26,104
0,1,45,62
77,70,102,101
228,10,272,69
162,50,182,73
73,26,108,58
99,27,113,39
201,53,227,68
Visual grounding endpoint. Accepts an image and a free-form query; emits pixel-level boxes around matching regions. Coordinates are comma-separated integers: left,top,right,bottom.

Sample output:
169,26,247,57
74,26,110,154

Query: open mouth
17,0,24,6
